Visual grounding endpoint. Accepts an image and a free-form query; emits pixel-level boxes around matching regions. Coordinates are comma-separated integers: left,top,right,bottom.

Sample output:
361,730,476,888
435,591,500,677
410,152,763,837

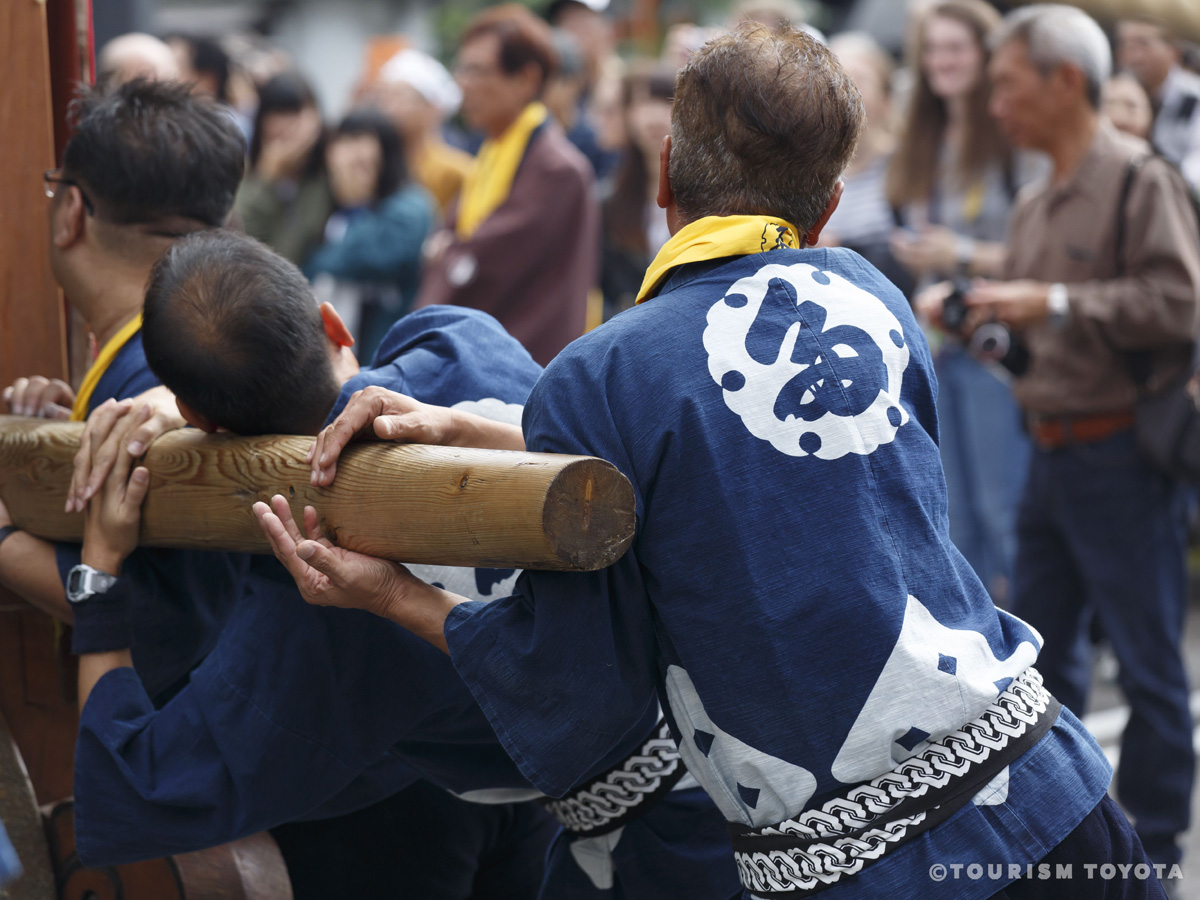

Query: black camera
939,279,1031,377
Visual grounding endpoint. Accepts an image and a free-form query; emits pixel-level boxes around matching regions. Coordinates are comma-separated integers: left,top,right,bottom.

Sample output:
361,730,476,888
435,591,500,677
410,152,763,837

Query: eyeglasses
43,169,95,216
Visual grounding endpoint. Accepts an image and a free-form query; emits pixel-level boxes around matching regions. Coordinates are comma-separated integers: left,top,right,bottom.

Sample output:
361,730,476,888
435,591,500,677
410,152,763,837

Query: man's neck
332,347,362,386
486,101,535,141
81,275,149,349
1047,109,1101,186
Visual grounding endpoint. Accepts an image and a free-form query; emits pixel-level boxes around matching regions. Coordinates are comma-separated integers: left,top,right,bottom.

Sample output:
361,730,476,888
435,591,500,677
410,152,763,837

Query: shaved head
99,33,181,86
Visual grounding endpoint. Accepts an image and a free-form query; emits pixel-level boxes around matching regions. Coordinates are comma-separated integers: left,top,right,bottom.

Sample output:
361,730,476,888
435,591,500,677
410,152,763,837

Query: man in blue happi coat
268,22,1167,900
67,230,740,899
0,79,250,702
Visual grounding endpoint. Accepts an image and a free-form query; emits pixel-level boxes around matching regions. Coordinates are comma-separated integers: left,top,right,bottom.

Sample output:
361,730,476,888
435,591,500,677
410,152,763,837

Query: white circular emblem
702,262,910,459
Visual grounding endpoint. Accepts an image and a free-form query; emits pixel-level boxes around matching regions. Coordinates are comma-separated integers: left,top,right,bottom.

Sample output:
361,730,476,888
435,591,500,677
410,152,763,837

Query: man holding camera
925,5,1200,871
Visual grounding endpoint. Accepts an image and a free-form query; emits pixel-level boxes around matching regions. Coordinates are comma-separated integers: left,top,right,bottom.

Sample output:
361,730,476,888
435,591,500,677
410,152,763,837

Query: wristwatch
1047,283,1070,328
66,564,120,604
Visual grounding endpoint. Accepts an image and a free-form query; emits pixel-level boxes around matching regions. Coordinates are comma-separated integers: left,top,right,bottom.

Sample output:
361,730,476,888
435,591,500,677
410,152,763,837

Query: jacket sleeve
1069,158,1200,350
442,349,660,797
304,188,434,283
73,666,366,866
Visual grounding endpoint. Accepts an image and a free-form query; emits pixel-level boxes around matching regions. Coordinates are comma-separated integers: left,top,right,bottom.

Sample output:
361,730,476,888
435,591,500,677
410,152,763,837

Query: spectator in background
235,72,331,267
306,109,434,362
1118,18,1200,192
588,57,626,164
925,4,1200,870
372,49,473,218
545,0,619,179
888,0,1031,604
822,32,913,297
599,63,675,319
97,33,180,87
1103,71,1155,140
546,30,609,176
167,34,252,141
545,0,614,96
416,5,598,366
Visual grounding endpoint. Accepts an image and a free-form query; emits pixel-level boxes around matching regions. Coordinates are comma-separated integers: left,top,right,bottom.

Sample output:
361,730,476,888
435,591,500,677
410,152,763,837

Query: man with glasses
415,4,599,366
0,76,247,704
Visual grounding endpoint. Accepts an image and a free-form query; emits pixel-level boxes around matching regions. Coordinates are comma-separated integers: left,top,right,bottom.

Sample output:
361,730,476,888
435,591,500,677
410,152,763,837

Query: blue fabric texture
88,332,160,416
60,331,246,700
69,575,134,654
442,248,1114,895
0,820,20,888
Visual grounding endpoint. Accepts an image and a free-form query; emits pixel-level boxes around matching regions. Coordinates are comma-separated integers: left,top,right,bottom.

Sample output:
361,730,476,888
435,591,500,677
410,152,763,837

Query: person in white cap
372,48,475,216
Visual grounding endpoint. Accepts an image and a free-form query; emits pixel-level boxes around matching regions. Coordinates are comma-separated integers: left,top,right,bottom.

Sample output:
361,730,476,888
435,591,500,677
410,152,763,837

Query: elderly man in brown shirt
928,4,1200,875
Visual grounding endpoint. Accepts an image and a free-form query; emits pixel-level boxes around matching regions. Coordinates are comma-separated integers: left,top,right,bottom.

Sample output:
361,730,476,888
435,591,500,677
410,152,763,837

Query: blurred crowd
95,0,1200,591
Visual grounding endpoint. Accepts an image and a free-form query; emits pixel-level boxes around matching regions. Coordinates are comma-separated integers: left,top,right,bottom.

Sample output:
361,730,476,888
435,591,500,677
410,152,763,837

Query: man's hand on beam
253,495,462,652
67,387,186,513
3,375,74,419
310,386,526,487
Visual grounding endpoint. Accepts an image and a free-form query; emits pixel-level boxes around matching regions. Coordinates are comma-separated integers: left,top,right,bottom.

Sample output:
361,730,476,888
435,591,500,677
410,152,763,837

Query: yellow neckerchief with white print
455,102,549,240
635,215,801,304
71,314,143,421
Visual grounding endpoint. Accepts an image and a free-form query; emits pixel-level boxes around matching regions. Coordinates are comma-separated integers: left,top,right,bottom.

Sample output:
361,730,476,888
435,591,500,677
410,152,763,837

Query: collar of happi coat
635,214,801,304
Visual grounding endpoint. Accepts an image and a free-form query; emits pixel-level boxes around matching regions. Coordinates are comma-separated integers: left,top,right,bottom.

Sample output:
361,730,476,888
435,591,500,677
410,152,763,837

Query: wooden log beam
0,417,635,572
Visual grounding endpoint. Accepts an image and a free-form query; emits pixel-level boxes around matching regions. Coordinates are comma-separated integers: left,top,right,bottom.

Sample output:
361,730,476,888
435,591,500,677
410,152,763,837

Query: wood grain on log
0,417,635,572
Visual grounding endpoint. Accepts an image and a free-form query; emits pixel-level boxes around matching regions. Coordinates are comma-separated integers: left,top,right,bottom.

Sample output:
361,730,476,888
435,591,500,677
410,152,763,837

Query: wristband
70,576,134,655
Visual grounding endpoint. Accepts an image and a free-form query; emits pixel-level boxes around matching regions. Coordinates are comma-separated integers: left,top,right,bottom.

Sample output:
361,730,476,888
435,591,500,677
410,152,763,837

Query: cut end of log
542,459,635,570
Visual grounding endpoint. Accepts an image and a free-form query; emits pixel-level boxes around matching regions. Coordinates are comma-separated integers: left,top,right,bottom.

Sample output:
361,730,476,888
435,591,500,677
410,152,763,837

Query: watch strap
70,575,134,655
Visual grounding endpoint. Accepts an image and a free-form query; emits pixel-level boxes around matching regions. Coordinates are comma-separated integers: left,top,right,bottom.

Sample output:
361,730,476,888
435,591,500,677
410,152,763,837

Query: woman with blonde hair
889,0,1038,604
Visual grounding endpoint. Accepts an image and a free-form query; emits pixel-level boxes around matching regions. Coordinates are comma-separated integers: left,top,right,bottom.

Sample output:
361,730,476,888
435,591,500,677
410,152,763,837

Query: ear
1053,63,1087,105
319,302,356,348
656,135,673,210
51,187,88,251
802,181,845,248
176,398,217,433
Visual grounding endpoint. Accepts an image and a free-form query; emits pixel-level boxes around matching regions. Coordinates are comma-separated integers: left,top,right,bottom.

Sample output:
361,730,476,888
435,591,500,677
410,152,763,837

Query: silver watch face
66,564,117,603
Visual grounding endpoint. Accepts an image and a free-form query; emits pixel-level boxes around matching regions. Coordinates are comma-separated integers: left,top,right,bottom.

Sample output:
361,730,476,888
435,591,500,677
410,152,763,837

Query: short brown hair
461,5,559,90
668,23,863,235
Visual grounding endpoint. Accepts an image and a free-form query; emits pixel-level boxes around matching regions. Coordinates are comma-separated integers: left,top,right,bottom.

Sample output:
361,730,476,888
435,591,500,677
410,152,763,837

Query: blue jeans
936,347,1030,603
1009,432,1194,866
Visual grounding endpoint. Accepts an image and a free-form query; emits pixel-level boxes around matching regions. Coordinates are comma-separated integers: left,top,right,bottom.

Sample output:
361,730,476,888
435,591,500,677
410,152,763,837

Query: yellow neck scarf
636,215,802,304
456,102,549,239
71,314,143,421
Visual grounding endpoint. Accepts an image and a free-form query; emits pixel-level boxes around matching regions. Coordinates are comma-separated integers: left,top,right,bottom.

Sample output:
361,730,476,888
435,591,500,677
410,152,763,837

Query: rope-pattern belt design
731,668,1060,897
542,718,687,837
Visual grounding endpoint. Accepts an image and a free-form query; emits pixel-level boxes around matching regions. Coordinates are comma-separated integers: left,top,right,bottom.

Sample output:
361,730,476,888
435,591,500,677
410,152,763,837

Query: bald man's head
98,33,181,87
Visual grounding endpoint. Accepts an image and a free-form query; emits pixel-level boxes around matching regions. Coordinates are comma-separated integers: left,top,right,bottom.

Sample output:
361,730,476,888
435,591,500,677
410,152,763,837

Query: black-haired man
0,78,247,701
69,231,740,899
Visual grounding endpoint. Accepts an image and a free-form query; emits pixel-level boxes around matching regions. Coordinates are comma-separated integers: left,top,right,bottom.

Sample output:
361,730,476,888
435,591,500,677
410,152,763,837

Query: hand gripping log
0,417,635,571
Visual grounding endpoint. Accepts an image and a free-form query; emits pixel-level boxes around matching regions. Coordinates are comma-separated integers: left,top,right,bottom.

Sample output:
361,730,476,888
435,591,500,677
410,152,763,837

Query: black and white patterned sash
731,668,1060,897
542,718,687,836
